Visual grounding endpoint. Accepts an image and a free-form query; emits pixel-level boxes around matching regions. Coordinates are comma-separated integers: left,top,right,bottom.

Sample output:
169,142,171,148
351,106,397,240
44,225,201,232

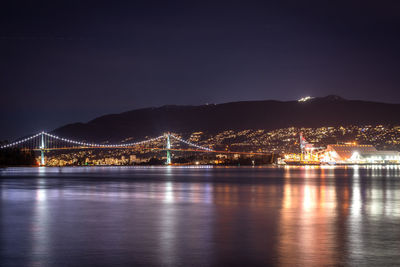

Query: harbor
281,133,400,165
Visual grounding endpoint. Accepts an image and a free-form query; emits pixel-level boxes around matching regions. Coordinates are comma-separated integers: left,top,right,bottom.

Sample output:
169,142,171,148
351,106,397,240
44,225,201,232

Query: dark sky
1,0,400,140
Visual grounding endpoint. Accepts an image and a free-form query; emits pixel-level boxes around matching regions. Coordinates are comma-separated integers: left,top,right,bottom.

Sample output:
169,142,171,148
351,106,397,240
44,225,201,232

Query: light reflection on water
1,166,400,266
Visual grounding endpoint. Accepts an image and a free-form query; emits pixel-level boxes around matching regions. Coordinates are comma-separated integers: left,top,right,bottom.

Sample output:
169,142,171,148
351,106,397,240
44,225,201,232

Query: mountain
53,95,400,142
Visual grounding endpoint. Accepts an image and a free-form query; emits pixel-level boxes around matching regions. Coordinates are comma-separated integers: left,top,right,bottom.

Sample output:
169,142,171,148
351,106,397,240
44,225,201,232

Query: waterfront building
349,150,400,164
325,144,377,162
323,144,400,164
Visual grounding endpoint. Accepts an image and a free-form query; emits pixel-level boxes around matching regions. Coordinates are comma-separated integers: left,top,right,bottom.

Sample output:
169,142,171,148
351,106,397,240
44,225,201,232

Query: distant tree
173,156,195,164
0,148,37,166
144,157,164,165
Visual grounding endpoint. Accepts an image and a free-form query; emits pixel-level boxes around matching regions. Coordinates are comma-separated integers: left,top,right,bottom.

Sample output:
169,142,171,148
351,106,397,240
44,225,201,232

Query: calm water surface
1,166,400,266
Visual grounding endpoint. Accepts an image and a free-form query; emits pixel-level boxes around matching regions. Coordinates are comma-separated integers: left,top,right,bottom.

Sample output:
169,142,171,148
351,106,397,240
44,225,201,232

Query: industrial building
283,133,400,165
322,144,400,164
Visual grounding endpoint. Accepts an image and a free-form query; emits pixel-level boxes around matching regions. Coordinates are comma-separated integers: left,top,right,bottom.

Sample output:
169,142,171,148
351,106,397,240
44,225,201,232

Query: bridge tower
40,132,45,166
166,133,172,165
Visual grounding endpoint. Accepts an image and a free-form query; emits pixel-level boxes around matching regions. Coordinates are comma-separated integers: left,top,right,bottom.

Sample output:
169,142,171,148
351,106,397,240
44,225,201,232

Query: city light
298,96,313,102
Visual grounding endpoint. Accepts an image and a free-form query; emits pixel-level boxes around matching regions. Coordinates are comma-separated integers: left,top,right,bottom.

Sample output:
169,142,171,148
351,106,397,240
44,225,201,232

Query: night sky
1,0,400,140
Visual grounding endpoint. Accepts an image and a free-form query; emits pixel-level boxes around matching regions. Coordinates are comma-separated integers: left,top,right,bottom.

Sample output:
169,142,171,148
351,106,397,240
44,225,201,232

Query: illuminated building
348,150,400,164
284,134,400,165
324,144,377,162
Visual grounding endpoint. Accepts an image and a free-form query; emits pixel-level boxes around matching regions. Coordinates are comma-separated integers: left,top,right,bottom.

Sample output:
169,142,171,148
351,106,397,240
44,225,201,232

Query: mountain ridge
52,95,400,142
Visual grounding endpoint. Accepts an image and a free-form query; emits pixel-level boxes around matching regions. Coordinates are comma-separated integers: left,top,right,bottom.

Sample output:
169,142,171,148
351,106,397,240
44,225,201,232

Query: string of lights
0,131,164,149
43,132,164,147
0,131,212,151
0,132,43,149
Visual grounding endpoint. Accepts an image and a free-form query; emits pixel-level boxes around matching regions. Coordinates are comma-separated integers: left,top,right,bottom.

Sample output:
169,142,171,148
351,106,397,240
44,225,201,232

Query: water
1,166,400,266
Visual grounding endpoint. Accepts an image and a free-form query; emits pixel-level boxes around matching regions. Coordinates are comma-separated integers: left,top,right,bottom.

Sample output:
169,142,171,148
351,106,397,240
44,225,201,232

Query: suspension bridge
0,131,269,166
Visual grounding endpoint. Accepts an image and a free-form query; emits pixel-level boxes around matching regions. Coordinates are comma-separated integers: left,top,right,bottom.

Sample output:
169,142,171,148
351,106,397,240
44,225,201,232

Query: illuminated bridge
0,131,269,165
